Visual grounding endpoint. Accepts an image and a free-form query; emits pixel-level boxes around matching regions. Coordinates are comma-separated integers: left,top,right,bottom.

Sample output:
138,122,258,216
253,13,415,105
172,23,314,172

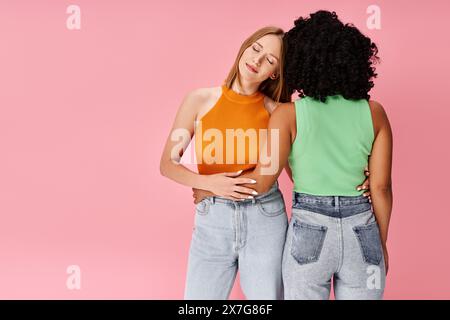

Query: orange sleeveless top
195,85,270,175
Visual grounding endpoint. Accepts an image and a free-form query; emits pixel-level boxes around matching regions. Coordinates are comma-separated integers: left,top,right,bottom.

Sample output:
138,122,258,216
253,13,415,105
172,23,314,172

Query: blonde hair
224,26,291,103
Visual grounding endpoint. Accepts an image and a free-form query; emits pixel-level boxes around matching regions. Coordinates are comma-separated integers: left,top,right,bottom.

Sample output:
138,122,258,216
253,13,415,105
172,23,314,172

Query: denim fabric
184,181,288,300
282,192,386,300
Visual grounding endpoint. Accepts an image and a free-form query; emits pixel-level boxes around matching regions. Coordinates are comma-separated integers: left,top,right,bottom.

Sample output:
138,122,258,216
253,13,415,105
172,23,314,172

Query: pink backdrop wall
0,0,449,299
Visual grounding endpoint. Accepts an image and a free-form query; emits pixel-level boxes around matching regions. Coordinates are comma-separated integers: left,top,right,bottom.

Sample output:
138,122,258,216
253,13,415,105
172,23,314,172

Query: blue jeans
184,181,288,300
282,192,386,300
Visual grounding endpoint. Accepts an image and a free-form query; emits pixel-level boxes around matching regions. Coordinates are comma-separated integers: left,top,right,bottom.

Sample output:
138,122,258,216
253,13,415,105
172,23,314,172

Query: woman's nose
253,56,262,66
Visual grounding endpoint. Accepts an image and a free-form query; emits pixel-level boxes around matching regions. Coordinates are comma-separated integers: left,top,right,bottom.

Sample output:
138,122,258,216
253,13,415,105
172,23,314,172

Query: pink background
0,0,449,299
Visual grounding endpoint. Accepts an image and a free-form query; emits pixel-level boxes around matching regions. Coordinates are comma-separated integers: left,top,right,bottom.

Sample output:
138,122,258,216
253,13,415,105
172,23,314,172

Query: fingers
357,176,370,191
363,192,372,203
230,192,254,200
234,186,258,196
358,186,372,203
223,170,243,177
234,178,257,185
193,194,200,203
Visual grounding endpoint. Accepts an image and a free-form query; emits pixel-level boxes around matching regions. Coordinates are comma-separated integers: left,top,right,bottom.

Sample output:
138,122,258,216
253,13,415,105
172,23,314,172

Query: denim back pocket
290,219,327,265
353,221,383,265
256,193,286,217
195,198,211,216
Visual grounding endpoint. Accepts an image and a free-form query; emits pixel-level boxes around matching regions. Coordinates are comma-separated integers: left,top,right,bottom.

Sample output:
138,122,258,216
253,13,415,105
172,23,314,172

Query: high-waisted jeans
184,181,288,300
282,192,386,300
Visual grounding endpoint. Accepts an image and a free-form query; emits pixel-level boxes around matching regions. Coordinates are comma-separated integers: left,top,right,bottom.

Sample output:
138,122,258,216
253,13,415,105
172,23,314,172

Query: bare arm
159,90,210,189
240,103,296,194
368,101,393,245
160,89,256,198
264,97,294,183
284,164,294,182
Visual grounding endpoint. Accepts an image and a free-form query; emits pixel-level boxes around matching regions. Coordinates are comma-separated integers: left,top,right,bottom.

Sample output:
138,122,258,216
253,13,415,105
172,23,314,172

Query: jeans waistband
292,192,372,218
210,180,280,205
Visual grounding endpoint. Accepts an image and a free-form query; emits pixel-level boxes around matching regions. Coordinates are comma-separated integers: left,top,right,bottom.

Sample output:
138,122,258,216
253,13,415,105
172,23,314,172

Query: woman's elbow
159,158,170,177
371,184,392,194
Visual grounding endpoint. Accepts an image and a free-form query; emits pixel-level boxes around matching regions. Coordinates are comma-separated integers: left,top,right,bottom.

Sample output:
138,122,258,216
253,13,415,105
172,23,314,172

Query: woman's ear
270,73,278,80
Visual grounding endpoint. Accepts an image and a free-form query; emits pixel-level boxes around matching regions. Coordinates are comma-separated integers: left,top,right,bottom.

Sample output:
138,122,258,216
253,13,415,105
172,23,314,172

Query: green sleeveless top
288,95,374,196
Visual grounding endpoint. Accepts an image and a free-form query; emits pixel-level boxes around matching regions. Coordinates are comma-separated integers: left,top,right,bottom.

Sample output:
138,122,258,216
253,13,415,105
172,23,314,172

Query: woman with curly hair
279,11,392,300
194,10,392,299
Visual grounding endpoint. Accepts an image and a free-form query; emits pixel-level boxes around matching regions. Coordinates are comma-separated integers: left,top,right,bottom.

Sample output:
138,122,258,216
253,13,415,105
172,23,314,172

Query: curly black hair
284,10,379,102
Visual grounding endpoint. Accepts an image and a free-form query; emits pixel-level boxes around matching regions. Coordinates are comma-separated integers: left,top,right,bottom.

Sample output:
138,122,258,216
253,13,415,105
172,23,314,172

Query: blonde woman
160,27,291,299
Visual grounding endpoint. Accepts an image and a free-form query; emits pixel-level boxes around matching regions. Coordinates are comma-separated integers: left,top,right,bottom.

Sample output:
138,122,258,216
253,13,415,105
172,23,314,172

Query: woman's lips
246,63,258,73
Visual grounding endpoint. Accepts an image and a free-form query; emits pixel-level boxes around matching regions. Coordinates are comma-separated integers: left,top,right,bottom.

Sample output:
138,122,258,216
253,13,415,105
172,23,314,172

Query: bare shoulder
265,97,295,115
263,96,278,114
370,99,390,117
269,102,296,125
188,86,222,120
273,101,295,115
368,100,391,136
185,86,220,104
181,86,220,112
